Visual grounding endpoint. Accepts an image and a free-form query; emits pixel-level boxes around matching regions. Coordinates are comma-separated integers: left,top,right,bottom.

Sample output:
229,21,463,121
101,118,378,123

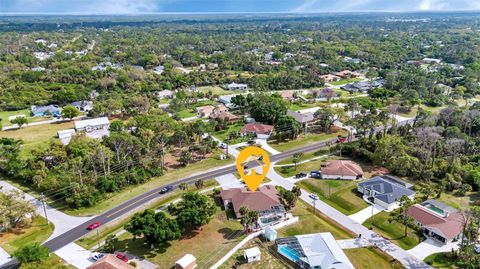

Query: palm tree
179,182,188,191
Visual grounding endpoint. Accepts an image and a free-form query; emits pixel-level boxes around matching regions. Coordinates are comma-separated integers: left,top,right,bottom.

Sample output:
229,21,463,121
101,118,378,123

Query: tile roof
406,203,465,241
220,185,282,216
240,123,273,135
287,110,314,123
87,254,134,269
321,160,363,177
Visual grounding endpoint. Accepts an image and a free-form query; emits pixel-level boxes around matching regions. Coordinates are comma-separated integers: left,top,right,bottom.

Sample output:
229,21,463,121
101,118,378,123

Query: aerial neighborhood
1,8,480,269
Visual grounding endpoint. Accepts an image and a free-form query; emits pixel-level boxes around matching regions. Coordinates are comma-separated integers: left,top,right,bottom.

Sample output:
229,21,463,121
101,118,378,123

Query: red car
86,222,101,230
336,136,347,143
116,253,129,262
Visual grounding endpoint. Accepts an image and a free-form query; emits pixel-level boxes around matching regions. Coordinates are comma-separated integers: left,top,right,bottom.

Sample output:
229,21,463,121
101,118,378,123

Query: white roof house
423,58,442,64
74,117,110,139
276,232,354,269
175,254,197,269
227,82,248,91
244,247,261,263
57,129,76,145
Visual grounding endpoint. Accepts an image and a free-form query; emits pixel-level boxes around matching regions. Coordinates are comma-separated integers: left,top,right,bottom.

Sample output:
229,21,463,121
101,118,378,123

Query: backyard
344,247,405,269
277,201,353,240
111,208,244,269
0,216,54,254
0,108,52,127
211,121,245,142
363,211,422,250
296,179,369,215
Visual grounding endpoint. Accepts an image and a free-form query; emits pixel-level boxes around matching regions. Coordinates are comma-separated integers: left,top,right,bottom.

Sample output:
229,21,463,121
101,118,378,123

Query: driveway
215,174,244,189
255,138,281,155
349,203,384,224
337,238,373,249
408,238,459,260
0,180,94,241
54,243,93,269
0,247,11,265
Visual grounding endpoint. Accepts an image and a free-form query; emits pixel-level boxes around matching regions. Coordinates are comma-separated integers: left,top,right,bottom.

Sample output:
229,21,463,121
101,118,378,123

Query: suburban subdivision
1,5,480,269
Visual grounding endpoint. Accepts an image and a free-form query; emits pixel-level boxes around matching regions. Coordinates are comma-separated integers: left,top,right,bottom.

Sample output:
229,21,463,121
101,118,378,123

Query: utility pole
40,192,49,225
311,194,319,215
97,229,101,249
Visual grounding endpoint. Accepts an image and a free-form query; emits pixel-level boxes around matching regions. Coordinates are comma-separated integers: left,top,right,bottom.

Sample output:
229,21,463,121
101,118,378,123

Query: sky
0,0,480,14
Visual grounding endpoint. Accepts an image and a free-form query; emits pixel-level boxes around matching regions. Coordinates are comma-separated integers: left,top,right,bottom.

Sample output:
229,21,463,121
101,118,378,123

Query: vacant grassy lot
329,78,362,86
219,238,289,269
0,216,54,254
345,247,405,269
275,148,331,166
363,211,422,250
0,121,74,156
277,201,353,240
198,86,242,96
424,253,460,269
296,179,368,215
112,208,244,269
61,152,233,216
269,130,347,152
288,102,319,111
76,180,218,250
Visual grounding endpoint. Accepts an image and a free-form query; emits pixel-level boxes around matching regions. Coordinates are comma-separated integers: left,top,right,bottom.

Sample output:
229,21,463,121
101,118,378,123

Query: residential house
57,129,76,145
227,82,248,91
207,63,219,70
280,91,296,102
153,65,165,75
320,160,364,180
335,70,360,79
220,186,286,227
175,254,197,269
407,200,465,244
287,110,314,134
87,254,134,269
154,90,174,99
244,247,261,263
33,52,54,61
240,123,274,139
218,94,239,108
276,232,354,269
423,58,442,64
317,88,338,100
209,111,240,122
71,101,93,112
74,117,110,139
357,175,415,210
196,104,227,118
31,105,61,117
320,74,341,82
341,80,383,93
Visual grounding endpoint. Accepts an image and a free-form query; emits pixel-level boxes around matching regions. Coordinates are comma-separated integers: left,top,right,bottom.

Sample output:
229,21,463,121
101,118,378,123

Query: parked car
87,221,101,230
116,253,129,262
247,140,256,145
91,252,105,261
219,143,227,149
295,172,307,179
310,171,321,179
309,194,319,200
159,185,174,194
336,136,347,143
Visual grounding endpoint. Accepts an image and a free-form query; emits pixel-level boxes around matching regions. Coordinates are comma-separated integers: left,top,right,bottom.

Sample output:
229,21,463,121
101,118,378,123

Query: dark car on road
295,172,307,179
310,171,321,179
159,185,174,194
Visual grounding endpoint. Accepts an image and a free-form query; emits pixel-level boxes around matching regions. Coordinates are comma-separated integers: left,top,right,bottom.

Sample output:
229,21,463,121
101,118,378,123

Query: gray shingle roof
358,175,415,204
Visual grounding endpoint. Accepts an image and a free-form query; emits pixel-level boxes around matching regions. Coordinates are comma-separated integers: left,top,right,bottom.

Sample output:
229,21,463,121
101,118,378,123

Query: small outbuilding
244,247,261,263
175,254,197,269
264,226,277,241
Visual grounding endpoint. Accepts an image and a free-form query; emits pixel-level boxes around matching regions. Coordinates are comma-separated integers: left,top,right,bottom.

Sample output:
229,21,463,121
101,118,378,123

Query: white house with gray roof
357,175,415,210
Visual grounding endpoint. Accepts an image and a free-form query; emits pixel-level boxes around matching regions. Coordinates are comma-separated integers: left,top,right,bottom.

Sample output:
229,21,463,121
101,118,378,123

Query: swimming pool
425,204,445,215
278,245,300,262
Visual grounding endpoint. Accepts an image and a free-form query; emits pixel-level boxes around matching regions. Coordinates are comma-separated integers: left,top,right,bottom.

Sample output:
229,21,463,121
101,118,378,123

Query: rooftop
241,123,273,135
87,254,134,269
358,175,415,204
220,185,283,216
74,117,109,130
321,159,363,177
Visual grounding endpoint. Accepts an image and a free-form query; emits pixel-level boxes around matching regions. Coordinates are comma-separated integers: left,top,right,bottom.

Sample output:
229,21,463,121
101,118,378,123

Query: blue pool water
278,246,300,262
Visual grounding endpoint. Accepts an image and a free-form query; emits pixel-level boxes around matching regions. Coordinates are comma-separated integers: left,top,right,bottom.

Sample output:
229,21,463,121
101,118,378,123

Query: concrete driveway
54,243,94,269
215,174,244,189
349,203,384,224
408,238,459,260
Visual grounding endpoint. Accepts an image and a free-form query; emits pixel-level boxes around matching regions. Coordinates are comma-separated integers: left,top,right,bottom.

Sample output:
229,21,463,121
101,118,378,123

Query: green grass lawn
176,109,197,118
296,179,369,215
275,148,331,166
211,121,245,141
288,102,319,111
112,208,244,269
269,131,347,152
76,180,218,250
329,78,362,86
0,216,54,254
59,152,233,216
363,211,422,250
424,253,460,269
198,86,242,96
345,247,405,269
278,201,354,240
219,238,289,269
0,121,74,157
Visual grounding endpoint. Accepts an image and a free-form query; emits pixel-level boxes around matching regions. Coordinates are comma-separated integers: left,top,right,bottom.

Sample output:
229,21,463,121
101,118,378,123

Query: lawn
329,78,362,86
269,130,347,152
424,253,460,269
277,201,354,240
211,121,245,142
275,148,330,166
296,179,369,215
344,247,405,269
288,102,319,111
176,109,197,118
198,86,242,96
76,180,218,250
0,216,54,254
60,152,233,216
363,211,422,250
112,209,244,269
0,121,74,157
219,238,289,269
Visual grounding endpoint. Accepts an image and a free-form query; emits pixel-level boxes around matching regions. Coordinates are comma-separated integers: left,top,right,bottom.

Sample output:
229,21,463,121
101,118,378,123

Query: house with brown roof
209,111,240,122
87,254,135,269
407,200,465,244
220,186,286,227
320,74,341,82
240,123,274,139
335,70,361,79
280,91,296,102
320,160,363,180
196,104,227,118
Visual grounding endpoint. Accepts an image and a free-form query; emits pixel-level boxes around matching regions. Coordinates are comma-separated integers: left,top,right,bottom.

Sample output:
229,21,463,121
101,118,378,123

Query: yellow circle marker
236,146,270,192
